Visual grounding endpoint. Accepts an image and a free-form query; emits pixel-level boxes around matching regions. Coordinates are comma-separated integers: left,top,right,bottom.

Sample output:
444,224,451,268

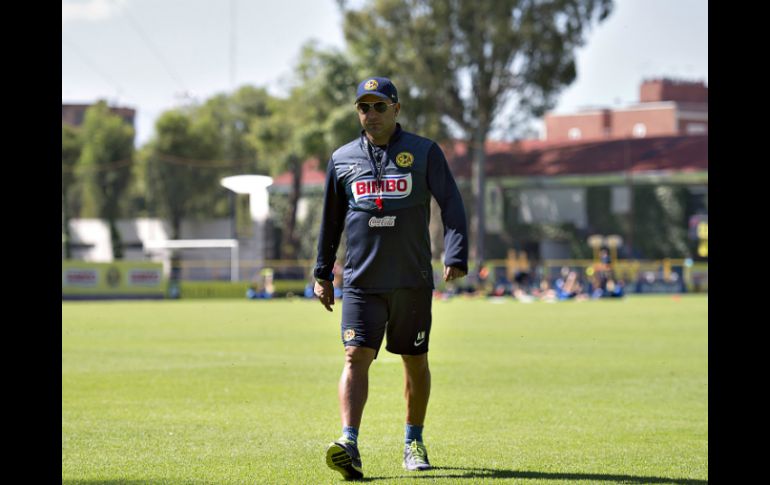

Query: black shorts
340,288,433,357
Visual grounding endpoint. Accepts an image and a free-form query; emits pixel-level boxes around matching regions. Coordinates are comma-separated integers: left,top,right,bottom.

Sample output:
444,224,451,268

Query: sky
62,0,708,147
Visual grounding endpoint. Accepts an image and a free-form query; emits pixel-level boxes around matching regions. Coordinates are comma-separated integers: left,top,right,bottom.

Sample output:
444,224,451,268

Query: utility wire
62,154,253,173
62,158,133,173
157,153,251,168
62,33,126,98
122,7,188,93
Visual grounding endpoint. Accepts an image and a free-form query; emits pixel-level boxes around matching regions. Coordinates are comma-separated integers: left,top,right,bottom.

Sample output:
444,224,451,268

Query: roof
270,158,326,189
269,134,708,188
441,135,708,179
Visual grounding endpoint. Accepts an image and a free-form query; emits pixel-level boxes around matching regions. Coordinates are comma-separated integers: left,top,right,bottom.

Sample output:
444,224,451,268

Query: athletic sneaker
403,440,432,471
325,439,363,480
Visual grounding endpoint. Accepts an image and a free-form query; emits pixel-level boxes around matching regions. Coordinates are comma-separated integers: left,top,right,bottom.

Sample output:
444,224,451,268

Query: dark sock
341,426,359,444
405,424,423,444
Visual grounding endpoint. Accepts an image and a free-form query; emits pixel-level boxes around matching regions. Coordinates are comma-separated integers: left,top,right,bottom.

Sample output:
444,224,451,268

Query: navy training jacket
314,124,468,291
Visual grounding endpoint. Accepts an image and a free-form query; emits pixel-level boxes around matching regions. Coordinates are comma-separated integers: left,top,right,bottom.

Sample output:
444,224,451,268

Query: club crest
395,152,414,168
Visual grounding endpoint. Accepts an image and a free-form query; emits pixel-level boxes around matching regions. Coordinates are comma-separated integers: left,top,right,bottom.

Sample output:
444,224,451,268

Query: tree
630,185,691,259
339,0,613,267
79,101,135,260
247,43,361,259
247,96,309,259
195,86,273,173
298,44,363,147
146,110,226,239
62,123,82,258
146,86,276,238
120,144,152,218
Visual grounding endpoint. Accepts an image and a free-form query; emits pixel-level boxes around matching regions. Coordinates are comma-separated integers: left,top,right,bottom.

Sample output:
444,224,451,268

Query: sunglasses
356,101,396,114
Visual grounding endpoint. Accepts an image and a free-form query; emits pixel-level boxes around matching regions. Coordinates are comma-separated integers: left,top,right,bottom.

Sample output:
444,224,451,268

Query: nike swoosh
413,338,425,347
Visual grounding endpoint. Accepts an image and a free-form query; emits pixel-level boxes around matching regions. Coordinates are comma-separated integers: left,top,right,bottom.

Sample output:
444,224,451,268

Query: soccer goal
143,239,240,282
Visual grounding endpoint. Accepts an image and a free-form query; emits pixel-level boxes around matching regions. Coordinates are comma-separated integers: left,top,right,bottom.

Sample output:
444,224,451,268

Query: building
544,78,708,143
62,103,136,127
442,134,708,260
269,132,708,262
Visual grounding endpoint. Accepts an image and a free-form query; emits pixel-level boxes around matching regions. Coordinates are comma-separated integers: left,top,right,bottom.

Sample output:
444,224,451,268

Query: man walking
314,76,468,479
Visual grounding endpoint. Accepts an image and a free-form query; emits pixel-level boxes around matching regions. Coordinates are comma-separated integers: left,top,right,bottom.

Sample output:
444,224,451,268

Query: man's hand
443,265,467,282
314,279,335,312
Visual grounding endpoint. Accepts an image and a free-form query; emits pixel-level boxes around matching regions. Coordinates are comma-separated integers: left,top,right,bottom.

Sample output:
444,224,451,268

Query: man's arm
313,158,347,311
426,143,468,280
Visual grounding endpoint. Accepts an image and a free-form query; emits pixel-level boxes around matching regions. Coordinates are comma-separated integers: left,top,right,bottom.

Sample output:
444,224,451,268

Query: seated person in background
247,284,273,299
592,246,612,294
511,271,534,302
590,247,625,299
490,269,513,297
603,278,625,298
555,270,587,301
247,268,275,299
534,279,557,302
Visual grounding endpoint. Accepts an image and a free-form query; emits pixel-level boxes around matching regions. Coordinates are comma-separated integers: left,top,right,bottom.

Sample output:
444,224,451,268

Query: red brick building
544,79,708,143
62,103,136,128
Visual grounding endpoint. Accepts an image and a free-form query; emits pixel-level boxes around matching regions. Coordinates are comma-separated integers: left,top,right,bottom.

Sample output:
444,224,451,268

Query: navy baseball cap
355,77,399,103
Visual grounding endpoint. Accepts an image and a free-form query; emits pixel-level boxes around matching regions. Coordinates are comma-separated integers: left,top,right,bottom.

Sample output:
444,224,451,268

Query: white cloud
62,0,128,24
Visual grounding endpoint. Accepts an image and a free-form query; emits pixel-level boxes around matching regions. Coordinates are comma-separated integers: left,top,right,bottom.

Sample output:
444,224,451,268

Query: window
632,123,647,138
686,123,707,135
611,186,630,214
568,127,582,140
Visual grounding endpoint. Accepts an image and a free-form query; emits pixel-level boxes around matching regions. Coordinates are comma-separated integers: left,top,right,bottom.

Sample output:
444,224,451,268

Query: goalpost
143,239,240,282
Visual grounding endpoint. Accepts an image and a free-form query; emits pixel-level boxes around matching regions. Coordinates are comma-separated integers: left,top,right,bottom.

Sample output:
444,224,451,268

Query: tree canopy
339,0,613,265
78,101,135,259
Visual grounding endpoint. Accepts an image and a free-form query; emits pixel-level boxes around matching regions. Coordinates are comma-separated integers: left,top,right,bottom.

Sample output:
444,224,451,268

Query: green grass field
62,295,707,484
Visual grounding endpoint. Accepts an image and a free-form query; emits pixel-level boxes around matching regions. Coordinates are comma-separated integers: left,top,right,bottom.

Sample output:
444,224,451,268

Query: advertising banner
62,261,166,299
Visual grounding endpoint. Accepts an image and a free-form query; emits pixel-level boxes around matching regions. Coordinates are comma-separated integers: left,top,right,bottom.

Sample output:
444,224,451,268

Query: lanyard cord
366,139,388,209
367,141,387,179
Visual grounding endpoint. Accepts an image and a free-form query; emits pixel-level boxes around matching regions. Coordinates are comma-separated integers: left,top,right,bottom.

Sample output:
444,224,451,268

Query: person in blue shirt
314,77,468,479
554,269,582,300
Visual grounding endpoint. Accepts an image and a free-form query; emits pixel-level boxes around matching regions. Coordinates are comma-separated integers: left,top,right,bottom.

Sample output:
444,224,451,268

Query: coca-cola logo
368,216,397,228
